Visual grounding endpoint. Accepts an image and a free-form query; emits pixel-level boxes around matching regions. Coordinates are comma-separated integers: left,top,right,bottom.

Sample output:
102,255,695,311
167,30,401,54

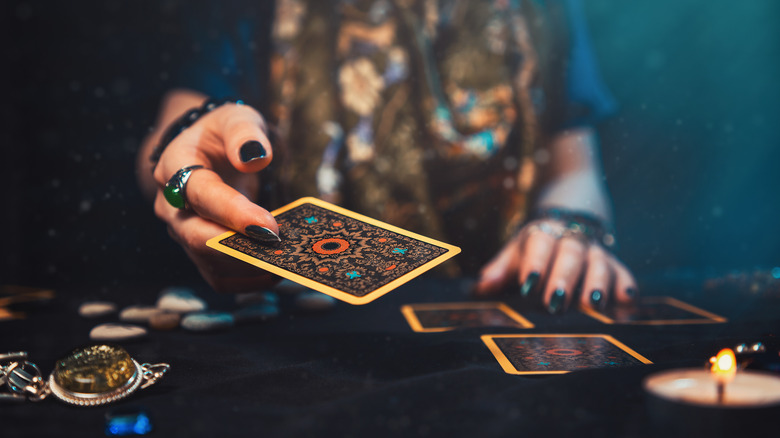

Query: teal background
587,0,780,273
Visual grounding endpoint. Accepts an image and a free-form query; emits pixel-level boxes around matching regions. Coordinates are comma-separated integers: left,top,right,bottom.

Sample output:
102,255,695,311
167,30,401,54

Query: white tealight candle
644,348,780,436
643,368,780,408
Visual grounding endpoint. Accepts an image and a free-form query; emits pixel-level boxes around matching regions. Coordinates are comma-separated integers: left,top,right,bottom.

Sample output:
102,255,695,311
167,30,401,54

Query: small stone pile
79,281,336,341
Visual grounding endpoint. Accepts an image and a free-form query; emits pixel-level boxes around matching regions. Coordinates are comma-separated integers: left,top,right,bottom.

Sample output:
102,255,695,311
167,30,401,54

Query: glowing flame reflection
709,348,737,383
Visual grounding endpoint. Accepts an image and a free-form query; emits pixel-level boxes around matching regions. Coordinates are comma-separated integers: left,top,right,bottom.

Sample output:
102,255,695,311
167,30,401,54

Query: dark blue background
4,0,779,290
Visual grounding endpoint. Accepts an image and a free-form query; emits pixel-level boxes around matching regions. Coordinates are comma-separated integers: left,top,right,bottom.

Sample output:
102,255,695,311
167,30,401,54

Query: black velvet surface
3,276,779,437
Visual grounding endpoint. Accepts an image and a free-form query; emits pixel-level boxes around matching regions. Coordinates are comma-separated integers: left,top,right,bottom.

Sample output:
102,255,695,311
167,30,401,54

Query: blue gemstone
105,410,152,436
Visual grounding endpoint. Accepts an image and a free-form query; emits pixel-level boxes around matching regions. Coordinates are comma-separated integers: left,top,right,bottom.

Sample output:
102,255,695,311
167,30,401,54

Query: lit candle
643,348,780,435
710,348,737,404
644,354,780,408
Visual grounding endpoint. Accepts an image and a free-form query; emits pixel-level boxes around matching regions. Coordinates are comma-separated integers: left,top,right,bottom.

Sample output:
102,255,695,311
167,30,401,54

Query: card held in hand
207,197,460,305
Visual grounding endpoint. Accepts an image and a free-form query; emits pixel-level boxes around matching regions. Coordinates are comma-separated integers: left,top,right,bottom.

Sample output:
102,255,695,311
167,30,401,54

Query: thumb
217,103,274,173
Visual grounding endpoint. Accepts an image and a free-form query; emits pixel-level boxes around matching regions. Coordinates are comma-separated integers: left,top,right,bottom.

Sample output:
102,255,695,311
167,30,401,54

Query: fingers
153,104,272,182
150,102,280,292
474,225,560,297
155,169,279,241
217,104,273,174
611,258,639,304
477,219,638,314
542,237,587,314
517,230,557,298
579,245,613,309
186,170,280,239
155,194,278,293
150,104,280,239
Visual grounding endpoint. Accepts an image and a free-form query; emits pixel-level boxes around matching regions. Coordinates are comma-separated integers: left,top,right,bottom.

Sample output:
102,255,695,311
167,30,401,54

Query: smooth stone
233,303,280,323
273,279,307,294
119,305,165,323
78,301,118,318
156,287,207,313
294,290,337,312
181,312,235,332
149,312,181,331
53,344,135,394
234,291,279,307
90,323,147,341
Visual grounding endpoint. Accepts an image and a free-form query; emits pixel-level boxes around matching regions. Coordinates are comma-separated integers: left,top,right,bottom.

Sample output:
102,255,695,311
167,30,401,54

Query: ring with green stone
163,165,205,209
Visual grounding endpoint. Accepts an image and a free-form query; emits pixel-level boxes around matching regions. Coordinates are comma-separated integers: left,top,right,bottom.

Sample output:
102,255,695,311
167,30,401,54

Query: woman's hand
137,90,280,292
473,218,637,313
473,127,637,312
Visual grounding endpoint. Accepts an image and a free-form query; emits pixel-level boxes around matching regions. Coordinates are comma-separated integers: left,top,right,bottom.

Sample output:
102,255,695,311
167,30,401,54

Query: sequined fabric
268,0,573,272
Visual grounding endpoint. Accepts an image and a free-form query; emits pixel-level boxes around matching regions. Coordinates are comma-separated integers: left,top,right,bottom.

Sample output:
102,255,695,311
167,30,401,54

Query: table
2,275,779,437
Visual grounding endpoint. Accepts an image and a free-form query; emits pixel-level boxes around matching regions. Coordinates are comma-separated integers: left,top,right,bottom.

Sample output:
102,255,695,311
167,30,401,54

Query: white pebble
156,287,207,313
295,290,337,312
78,301,117,318
90,323,147,341
119,305,164,323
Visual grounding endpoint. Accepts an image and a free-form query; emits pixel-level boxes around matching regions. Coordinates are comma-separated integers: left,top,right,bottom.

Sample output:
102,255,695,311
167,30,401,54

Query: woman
136,0,637,313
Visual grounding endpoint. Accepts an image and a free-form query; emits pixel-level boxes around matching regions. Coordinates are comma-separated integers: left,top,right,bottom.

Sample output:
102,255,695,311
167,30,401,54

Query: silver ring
163,165,205,209
526,221,565,239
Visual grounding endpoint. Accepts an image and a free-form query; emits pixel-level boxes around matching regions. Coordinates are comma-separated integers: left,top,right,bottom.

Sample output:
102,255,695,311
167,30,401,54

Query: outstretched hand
143,95,280,292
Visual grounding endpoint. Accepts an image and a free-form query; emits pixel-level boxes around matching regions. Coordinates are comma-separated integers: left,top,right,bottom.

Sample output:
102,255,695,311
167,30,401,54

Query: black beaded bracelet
532,207,617,249
149,97,244,168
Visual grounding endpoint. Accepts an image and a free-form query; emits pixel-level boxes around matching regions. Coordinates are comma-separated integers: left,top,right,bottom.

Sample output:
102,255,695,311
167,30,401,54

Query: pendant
1,344,169,407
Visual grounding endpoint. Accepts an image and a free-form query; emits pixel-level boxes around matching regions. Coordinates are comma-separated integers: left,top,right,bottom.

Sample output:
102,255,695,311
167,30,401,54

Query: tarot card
581,296,727,325
207,197,460,305
481,334,652,375
401,302,534,332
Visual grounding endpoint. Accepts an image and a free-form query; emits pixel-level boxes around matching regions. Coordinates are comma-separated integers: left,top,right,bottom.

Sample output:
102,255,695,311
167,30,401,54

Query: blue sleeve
169,6,270,105
553,0,618,131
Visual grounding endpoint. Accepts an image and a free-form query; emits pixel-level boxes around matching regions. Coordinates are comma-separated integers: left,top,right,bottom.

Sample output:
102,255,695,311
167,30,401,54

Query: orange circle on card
312,238,350,255
546,349,582,356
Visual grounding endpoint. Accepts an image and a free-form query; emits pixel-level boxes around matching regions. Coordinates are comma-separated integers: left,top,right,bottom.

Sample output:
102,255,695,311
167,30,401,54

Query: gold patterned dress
175,0,616,273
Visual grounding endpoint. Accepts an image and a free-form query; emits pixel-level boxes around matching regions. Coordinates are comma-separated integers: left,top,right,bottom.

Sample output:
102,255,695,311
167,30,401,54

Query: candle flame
710,348,737,382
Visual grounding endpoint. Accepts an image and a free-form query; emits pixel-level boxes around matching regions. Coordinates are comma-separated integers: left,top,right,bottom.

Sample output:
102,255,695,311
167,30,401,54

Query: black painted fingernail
245,225,281,244
239,140,267,163
625,288,638,300
548,289,566,314
590,290,604,308
520,272,540,297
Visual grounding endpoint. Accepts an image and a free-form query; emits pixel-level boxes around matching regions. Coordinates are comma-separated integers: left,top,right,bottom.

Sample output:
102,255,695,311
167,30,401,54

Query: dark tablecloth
3,275,779,437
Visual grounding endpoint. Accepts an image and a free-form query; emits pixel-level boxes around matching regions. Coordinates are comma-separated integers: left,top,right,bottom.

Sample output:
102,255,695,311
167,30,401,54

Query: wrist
148,97,245,169
531,207,616,250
